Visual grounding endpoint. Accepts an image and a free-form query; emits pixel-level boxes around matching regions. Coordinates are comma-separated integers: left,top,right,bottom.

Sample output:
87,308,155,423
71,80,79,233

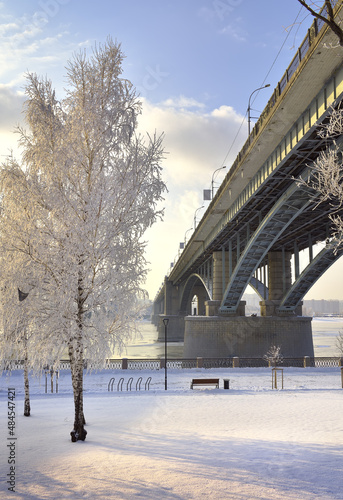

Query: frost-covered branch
263,345,283,367
297,0,343,46
296,106,343,249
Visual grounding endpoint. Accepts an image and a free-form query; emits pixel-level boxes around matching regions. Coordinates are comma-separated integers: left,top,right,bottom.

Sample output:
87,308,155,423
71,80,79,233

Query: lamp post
247,84,270,136
163,318,169,390
211,165,226,199
184,227,194,245
194,205,204,229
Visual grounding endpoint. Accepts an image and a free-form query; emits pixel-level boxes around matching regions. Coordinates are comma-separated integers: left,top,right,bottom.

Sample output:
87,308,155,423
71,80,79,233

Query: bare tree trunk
23,336,30,417
70,272,87,442
69,337,87,442
69,342,86,426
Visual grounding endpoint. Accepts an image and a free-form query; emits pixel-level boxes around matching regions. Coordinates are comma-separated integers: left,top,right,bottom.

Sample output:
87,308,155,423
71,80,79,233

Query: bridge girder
249,276,268,301
220,170,315,313
279,243,343,312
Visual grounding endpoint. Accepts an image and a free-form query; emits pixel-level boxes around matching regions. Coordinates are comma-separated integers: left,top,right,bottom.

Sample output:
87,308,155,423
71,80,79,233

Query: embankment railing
2,356,342,371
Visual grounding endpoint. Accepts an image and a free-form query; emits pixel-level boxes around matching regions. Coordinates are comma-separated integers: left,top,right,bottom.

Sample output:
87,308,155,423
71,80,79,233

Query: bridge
152,2,343,358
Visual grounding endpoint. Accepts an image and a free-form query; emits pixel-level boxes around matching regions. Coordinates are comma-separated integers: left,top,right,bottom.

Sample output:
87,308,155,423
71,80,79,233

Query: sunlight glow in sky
0,0,342,300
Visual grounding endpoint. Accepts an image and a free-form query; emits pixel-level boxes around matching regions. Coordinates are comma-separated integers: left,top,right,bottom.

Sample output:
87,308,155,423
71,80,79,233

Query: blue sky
1,0,311,110
0,0,342,300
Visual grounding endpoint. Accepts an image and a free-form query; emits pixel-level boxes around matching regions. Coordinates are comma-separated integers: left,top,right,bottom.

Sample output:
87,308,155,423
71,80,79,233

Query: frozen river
111,316,343,359
311,316,343,356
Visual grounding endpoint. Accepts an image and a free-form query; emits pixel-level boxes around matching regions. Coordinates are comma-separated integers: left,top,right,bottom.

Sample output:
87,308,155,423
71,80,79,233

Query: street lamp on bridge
211,165,226,199
184,227,194,245
247,84,270,136
194,205,204,230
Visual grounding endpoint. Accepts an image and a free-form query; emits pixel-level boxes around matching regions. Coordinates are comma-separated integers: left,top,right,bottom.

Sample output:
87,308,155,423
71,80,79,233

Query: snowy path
1,368,342,499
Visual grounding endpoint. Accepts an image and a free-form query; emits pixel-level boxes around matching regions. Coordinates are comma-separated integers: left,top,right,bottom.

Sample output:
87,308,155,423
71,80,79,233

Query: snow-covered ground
1,367,342,500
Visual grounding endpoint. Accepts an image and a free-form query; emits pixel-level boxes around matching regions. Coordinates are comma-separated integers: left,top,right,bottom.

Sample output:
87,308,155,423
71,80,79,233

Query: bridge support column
151,298,164,326
164,278,179,316
211,250,246,316
212,251,230,301
192,284,208,316
157,278,185,342
260,251,299,316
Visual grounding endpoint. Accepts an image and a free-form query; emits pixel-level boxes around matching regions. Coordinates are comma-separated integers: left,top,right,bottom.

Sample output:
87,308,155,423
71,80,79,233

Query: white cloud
0,9,83,92
138,99,245,189
160,96,205,110
0,22,19,35
0,85,24,130
0,85,24,158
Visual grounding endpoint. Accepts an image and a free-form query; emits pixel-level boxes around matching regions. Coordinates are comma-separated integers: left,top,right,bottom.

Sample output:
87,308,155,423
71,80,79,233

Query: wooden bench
190,378,219,389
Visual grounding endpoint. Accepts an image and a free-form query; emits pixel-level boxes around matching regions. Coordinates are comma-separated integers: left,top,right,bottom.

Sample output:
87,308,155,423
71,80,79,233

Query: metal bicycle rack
136,377,143,391
117,377,124,391
108,377,115,391
108,376,153,392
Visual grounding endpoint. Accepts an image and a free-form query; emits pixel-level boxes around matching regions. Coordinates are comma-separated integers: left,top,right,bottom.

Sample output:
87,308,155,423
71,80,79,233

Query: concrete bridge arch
179,273,211,316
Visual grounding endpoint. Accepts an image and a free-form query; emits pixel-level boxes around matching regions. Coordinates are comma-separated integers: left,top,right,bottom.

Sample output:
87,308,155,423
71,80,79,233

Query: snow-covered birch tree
0,159,57,417
298,107,343,250
0,38,166,442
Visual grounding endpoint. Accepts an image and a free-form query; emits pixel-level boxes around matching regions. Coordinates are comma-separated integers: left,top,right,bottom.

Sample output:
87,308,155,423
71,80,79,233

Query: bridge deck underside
220,176,314,312
178,121,341,282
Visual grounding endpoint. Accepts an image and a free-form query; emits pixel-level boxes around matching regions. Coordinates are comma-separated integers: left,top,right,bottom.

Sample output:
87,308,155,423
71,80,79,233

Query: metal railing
128,359,160,370
314,357,341,368
2,356,342,371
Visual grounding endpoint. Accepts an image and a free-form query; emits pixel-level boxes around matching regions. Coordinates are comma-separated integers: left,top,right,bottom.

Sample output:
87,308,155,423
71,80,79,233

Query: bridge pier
183,249,313,357
157,314,186,342
151,297,164,326
183,315,314,358
155,278,186,342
